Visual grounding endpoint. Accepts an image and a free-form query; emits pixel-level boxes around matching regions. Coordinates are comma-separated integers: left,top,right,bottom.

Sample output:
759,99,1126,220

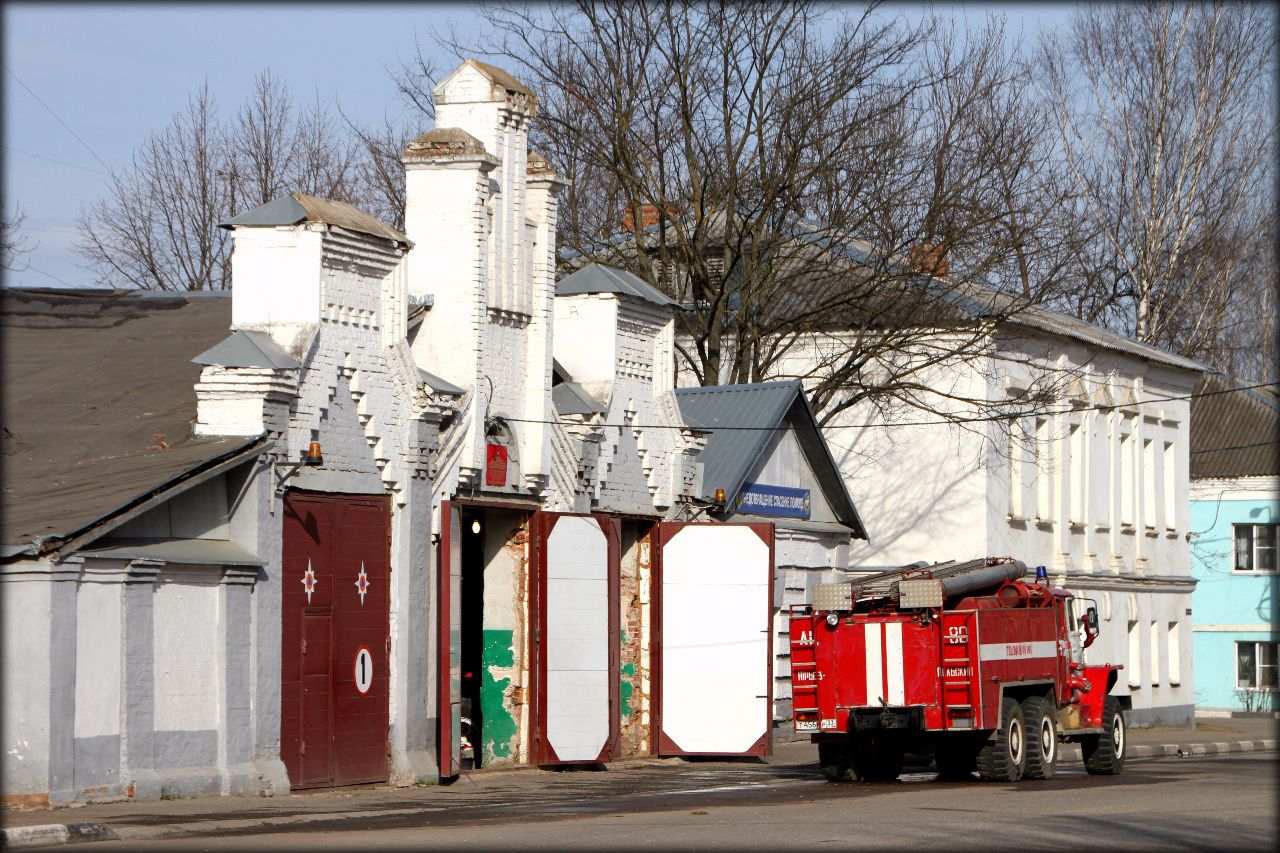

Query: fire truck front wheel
1020,696,1059,780
976,697,1027,782
1082,696,1126,775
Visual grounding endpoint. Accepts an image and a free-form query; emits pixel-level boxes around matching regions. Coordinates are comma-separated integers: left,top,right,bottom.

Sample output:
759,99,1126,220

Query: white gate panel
661,524,771,754
545,516,610,761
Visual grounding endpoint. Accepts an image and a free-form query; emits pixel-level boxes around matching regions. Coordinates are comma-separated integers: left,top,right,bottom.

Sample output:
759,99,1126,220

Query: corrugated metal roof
220,192,408,247
193,329,300,369
1190,373,1280,478
553,381,605,415
556,263,678,307
674,380,865,536
1,288,261,549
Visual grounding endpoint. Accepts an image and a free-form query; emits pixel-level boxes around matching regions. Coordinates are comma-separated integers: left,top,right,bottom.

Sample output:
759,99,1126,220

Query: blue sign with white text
735,483,811,520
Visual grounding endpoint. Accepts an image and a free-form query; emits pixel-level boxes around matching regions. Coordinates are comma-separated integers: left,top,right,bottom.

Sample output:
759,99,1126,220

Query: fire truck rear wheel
818,741,855,782
976,697,1027,782
1083,696,1126,775
1021,696,1059,780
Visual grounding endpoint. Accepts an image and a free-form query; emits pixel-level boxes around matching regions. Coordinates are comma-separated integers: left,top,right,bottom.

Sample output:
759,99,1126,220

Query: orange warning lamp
304,441,324,467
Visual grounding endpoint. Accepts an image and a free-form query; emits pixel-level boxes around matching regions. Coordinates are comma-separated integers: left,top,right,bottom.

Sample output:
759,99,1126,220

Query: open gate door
532,512,620,765
654,521,774,757
437,501,462,778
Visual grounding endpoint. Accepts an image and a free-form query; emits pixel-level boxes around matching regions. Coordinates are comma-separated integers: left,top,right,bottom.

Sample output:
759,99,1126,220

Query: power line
496,379,1280,433
17,264,83,288
4,64,112,173
5,145,110,177
1190,440,1280,455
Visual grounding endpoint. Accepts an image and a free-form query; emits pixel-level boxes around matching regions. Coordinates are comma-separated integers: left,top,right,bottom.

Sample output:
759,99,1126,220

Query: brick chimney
909,241,949,280
622,203,678,233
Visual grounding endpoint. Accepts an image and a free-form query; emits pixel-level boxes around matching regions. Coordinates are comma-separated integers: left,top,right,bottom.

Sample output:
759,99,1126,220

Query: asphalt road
81,752,1276,852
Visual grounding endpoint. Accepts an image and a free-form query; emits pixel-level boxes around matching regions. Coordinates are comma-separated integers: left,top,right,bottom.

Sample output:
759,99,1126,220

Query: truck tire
976,697,1026,782
851,735,904,782
1021,696,1059,780
818,741,855,782
1082,696,1126,775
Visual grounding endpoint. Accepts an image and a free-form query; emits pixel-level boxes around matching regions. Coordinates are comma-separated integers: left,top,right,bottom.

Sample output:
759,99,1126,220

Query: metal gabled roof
674,381,866,537
555,263,677,307
1191,372,1280,478
192,329,299,369
219,192,408,247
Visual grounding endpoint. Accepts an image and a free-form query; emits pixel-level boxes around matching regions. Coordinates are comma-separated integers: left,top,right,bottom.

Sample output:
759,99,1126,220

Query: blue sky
2,2,1076,290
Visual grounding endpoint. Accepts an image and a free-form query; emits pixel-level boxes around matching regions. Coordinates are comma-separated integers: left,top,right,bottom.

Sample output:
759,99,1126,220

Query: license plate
795,719,818,732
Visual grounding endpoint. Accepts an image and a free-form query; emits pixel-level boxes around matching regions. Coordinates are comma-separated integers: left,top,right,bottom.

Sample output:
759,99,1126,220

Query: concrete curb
1058,738,1276,762
0,822,118,849
2,739,1273,848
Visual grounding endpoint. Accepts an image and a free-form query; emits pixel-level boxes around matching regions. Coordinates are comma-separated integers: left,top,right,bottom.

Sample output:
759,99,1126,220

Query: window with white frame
1236,641,1278,690
1119,422,1135,526
1149,620,1160,685
1234,524,1278,572
1167,620,1181,684
1142,436,1157,529
1127,620,1141,688
1068,421,1085,525
1035,417,1053,521
1162,439,1176,530
1007,418,1035,519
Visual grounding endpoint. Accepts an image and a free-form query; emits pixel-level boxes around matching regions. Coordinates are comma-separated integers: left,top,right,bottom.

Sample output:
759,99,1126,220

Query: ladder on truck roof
812,557,1016,612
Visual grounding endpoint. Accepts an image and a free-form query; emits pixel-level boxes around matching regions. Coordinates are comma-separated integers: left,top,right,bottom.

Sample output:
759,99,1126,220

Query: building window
1167,621,1181,685
1162,440,1176,530
1235,524,1278,572
1142,437,1156,529
1127,620,1141,688
1119,427,1135,526
1034,417,1053,521
1149,620,1160,685
1236,641,1278,690
1068,421,1085,525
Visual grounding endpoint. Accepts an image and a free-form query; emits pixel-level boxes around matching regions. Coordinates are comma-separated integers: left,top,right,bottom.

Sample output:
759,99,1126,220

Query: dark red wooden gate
282,491,391,789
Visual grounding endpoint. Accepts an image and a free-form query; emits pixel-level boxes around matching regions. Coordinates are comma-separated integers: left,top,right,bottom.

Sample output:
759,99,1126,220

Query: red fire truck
790,557,1127,782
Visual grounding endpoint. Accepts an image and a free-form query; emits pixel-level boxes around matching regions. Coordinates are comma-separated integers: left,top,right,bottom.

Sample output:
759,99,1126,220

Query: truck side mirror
1083,606,1100,648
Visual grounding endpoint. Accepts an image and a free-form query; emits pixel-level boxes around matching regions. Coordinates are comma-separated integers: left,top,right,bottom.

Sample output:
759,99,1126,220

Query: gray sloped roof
553,381,605,416
1,288,266,551
418,367,465,396
220,192,408,247
193,329,299,369
556,263,677,307
674,380,865,537
1190,373,1280,478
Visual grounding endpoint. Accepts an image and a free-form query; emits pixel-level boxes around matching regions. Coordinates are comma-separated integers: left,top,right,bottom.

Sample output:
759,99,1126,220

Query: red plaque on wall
484,443,508,486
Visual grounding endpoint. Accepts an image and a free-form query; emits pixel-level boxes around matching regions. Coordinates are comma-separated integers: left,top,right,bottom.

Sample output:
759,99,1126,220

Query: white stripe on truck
977,640,1058,661
884,621,905,704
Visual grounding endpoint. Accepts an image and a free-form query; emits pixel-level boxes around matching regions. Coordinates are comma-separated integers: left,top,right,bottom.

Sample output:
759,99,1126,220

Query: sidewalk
3,714,1274,849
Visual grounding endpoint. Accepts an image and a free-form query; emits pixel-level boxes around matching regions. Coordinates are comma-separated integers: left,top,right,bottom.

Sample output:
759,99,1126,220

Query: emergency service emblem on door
654,522,774,757
531,512,621,765
281,491,391,789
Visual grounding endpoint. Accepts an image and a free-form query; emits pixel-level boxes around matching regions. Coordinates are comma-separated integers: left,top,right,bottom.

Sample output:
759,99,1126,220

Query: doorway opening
459,509,485,769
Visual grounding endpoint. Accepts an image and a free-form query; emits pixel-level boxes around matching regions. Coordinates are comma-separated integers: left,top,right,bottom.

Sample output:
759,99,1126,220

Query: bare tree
77,83,232,291
2,204,35,272
1043,2,1278,381
412,1,1076,425
78,73,378,291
